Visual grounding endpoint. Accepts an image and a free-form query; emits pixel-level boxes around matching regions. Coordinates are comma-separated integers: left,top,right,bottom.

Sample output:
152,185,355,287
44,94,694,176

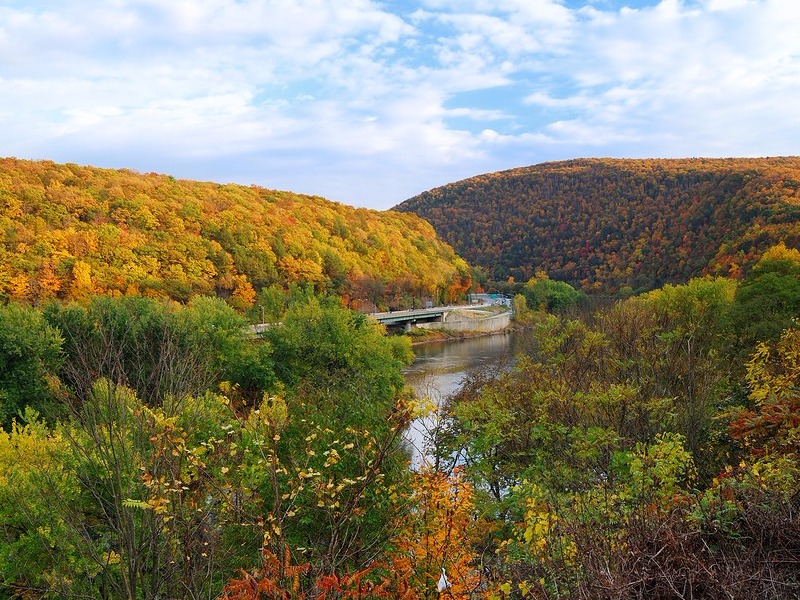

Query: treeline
395,157,800,294
0,158,472,312
1,244,799,598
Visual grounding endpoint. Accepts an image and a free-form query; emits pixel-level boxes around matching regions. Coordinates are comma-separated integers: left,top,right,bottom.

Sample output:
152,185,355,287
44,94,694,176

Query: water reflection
402,332,519,464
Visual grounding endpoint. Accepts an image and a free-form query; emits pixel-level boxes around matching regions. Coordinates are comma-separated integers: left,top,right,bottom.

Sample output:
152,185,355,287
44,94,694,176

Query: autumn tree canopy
395,157,800,294
0,158,472,310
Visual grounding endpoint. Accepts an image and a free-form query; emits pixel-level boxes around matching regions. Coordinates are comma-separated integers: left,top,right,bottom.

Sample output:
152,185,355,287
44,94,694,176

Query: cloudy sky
1,0,798,209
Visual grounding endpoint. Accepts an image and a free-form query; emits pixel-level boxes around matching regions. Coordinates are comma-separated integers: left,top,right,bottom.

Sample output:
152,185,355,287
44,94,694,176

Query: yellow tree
8,273,31,303
228,274,257,310
387,467,487,599
69,260,96,300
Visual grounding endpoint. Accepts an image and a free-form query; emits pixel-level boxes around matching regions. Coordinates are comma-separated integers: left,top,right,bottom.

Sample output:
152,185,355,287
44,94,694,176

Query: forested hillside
395,157,800,293
0,158,471,310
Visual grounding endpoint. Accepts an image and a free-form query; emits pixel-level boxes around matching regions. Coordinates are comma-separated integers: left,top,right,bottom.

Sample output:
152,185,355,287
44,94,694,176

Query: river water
402,331,521,463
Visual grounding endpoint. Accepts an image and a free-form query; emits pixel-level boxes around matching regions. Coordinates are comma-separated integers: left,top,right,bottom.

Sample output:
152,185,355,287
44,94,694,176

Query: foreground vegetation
1,290,424,598
431,243,800,598
1,243,799,598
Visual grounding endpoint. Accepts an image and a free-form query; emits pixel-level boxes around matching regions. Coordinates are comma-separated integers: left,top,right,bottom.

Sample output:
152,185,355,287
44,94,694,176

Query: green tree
0,303,63,426
630,277,737,470
266,295,412,403
521,272,585,313
44,295,253,407
260,295,416,573
729,243,800,359
252,283,290,323
48,382,258,599
0,411,93,597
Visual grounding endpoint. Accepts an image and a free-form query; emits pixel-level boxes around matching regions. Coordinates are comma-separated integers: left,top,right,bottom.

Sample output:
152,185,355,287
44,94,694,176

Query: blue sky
1,0,798,209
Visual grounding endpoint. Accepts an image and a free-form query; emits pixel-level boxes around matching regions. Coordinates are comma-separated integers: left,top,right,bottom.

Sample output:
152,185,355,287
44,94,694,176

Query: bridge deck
369,305,464,325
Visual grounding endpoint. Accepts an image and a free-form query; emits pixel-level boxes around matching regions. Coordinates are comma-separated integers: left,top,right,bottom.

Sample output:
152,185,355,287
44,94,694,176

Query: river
402,331,521,464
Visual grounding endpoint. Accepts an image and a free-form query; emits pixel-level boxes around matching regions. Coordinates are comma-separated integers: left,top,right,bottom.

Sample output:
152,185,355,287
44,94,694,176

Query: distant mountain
394,157,800,293
0,158,471,308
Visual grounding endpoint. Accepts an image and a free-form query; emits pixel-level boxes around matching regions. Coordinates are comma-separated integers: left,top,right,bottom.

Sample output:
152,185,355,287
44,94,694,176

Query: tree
220,468,490,600
68,260,95,300
730,325,800,466
258,296,416,574
227,274,257,311
265,295,413,404
629,277,737,471
228,388,415,594
0,411,92,597
387,467,486,599
44,295,250,407
0,303,63,426
521,272,584,313
43,381,259,599
729,242,800,360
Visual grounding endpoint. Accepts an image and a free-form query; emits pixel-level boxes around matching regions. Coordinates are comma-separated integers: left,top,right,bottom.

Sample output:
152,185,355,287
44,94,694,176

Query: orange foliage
0,158,471,308
219,469,487,600
220,547,310,600
8,273,31,303
35,260,62,302
385,467,487,599
228,273,257,310
220,546,405,600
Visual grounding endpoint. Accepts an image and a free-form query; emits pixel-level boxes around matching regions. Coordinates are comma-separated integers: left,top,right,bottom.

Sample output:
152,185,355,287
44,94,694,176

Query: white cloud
501,0,800,154
0,0,797,208
704,0,755,10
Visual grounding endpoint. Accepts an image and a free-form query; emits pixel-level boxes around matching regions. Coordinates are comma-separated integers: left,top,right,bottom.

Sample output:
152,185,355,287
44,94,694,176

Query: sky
1,0,798,210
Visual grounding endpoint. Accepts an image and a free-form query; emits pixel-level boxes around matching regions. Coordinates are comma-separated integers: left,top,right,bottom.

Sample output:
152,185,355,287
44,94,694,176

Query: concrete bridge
247,305,460,336
249,303,511,337
369,304,513,333
369,305,463,331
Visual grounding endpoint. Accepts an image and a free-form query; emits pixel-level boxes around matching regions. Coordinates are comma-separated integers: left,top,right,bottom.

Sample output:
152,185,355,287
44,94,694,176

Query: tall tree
0,303,63,426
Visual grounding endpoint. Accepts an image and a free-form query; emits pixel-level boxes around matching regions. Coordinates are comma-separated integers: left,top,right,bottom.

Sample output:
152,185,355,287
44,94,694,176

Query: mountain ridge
394,156,800,293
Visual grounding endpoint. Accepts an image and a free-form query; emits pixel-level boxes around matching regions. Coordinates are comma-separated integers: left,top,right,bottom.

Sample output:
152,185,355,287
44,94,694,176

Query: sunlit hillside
0,158,471,309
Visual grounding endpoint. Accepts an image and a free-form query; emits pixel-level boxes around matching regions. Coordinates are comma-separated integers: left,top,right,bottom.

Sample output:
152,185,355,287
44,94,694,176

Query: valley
1,156,799,599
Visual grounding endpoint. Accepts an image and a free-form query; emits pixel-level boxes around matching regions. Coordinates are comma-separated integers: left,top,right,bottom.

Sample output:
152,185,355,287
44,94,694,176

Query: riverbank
404,326,514,346
408,305,511,340
403,315,525,346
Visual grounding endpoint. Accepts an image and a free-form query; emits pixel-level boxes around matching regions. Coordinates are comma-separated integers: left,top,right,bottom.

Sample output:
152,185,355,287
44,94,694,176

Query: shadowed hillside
395,157,800,293
0,158,471,309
